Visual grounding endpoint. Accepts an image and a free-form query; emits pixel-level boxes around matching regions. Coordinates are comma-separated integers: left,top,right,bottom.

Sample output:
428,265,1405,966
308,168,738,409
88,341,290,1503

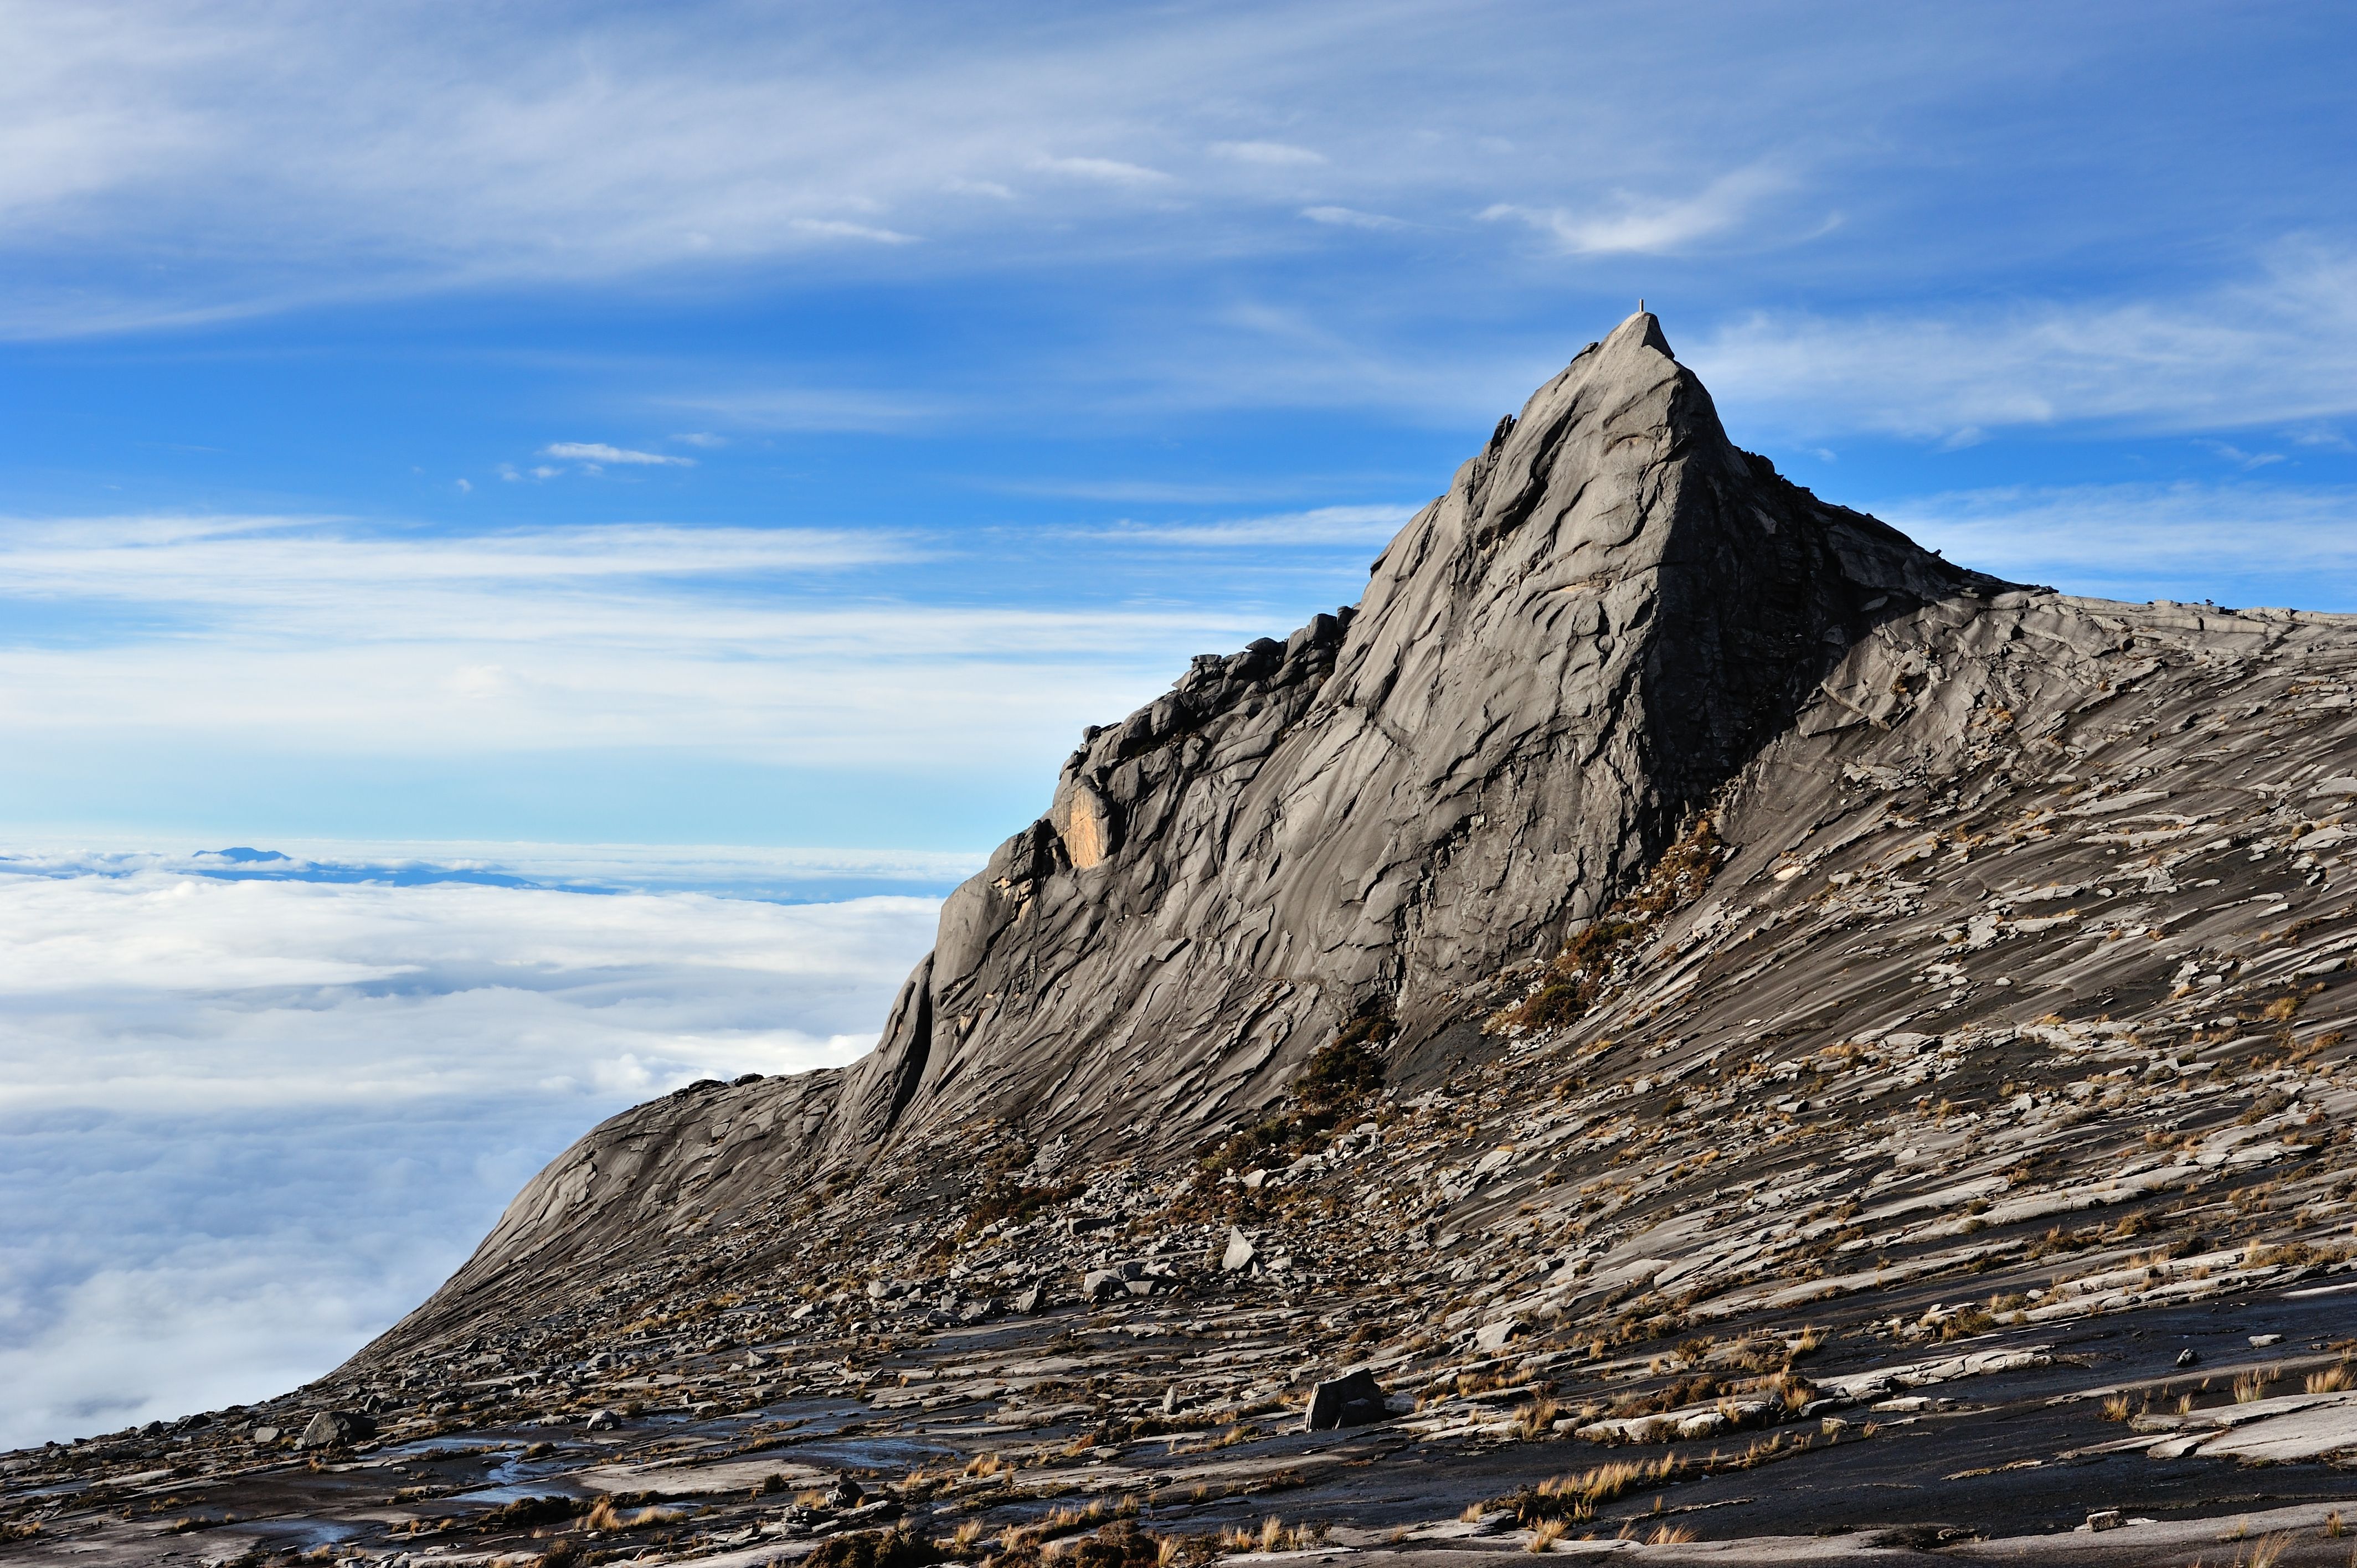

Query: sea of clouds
0,843,961,1452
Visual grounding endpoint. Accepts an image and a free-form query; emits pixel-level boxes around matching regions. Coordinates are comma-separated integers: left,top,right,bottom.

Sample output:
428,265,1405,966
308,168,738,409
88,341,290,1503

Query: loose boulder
296,1409,376,1450
1304,1367,1390,1430
1221,1228,1257,1272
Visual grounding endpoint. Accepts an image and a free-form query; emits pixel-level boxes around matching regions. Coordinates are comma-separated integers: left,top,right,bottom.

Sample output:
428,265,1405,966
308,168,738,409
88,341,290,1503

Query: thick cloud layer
0,858,944,1450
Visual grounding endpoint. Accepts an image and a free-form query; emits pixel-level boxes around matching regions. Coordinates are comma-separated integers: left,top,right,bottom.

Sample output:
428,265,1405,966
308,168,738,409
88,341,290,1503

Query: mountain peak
373,313,2026,1346
411,314,1982,1232
1600,305,1674,361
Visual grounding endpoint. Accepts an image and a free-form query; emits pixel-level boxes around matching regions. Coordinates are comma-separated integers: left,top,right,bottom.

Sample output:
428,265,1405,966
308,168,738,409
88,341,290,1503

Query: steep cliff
832,310,1981,1164
380,312,1972,1324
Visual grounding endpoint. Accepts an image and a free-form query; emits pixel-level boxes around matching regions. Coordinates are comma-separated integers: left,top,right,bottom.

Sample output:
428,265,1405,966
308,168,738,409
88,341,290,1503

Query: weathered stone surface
375,312,2004,1356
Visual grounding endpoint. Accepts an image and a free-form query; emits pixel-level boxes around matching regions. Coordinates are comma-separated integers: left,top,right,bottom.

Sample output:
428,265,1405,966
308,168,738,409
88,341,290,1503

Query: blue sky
5,0,2356,850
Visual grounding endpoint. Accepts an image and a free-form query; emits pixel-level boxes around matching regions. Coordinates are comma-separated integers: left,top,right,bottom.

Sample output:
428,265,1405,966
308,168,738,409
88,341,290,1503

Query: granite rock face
385,312,2002,1340
836,310,1979,1162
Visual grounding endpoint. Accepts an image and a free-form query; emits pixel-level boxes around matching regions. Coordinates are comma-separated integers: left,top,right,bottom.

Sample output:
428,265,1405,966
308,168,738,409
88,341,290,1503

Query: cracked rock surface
9,312,2357,1565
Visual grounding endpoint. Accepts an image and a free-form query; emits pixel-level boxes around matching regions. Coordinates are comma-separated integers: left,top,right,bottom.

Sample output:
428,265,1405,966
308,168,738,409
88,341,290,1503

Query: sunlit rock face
831,310,1983,1169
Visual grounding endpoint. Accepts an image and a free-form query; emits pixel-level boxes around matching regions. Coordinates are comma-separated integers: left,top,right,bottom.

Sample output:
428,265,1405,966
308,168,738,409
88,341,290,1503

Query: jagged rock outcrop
365,310,2351,1365
836,313,1982,1161
375,311,1960,1336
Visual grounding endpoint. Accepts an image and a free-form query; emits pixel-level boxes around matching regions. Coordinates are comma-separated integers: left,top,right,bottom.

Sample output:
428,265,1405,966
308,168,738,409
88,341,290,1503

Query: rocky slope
9,313,2357,1565
373,308,1999,1354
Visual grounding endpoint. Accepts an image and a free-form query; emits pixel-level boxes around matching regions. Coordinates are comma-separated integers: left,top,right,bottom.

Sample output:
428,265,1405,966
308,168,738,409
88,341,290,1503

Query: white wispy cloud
1877,479,2357,604
1301,205,1406,230
539,441,695,466
1479,165,1789,255
790,217,920,244
1031,154,1170,185
0,1,1863,336
1690,247,2357,442
1080,503,1419,547
0,866,941,1447
658,386,946,433
0,514,897,588
1211,140,1326,166
0,514,1277,767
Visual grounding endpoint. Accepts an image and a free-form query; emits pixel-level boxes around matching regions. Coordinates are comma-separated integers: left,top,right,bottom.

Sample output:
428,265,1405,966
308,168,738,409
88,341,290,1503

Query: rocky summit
11,312,2357,1566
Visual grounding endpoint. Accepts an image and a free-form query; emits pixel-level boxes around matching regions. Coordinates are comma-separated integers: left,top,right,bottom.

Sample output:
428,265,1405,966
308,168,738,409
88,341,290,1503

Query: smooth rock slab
2180,1392,2357,1462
